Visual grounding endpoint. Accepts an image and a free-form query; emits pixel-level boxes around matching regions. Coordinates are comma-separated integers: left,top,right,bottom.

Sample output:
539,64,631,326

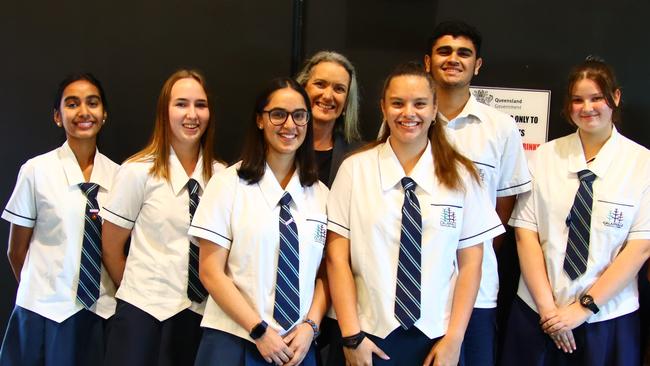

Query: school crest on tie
603,208,624,228
440,207,457,228
314,223,327,245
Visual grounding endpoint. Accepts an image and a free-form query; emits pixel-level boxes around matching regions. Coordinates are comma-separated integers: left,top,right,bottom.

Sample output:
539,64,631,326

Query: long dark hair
237,77,318,186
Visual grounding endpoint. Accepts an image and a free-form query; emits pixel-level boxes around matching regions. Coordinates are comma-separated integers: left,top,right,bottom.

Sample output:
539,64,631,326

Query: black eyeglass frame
261,108,310,126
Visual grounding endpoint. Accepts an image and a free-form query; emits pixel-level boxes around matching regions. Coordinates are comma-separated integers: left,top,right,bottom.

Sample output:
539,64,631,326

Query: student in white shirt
189,77,328,366
0,73,118,366
423,20,531,366
326,62,504,366
101,69,223,366
504,58,650,366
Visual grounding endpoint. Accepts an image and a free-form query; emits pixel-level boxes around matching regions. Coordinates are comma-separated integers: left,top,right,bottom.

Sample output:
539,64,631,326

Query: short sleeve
326,158,353,238
508,153,539,232
628,183,650,241
2,162,37,228
458,172,505,248
497,121,532,197
188,169,235,249
101,162,147,229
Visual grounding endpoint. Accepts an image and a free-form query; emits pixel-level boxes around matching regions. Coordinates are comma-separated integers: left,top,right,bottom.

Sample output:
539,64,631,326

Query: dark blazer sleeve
327,134,365,187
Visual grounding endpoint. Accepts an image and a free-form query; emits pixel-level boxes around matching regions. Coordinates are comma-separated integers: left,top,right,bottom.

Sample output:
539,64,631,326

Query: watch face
581,295,592,306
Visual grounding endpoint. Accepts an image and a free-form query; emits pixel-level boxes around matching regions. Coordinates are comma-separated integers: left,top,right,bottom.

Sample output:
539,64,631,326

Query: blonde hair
128,69,216,182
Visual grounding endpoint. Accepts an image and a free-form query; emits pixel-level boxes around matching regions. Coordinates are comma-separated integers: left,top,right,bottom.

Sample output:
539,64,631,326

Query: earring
56,122,62,127
102,119,106,124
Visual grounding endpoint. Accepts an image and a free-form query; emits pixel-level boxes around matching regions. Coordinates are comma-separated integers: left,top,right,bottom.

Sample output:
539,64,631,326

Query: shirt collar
567,126,618,178
378,137,435,196
438,93,487,127
169,146,206,195
257,163,305,211
59,141,113,190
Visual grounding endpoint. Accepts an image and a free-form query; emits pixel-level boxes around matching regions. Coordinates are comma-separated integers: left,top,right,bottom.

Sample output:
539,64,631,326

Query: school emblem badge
603,208,624,228
314,222,327,245
440,207,457,228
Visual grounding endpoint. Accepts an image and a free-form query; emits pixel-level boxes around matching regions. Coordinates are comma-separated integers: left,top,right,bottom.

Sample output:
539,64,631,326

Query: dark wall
1,0,649,339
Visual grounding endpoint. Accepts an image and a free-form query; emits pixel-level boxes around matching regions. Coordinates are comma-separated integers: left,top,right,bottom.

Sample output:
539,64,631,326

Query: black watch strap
341,331,366,349
580,295,600,314
250,320,268,340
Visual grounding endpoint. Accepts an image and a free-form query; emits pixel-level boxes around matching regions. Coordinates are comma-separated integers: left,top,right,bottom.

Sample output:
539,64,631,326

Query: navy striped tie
395,177,422,329
77,183,102,309
273,192,300,330
187,179,208,302
564,169,596,280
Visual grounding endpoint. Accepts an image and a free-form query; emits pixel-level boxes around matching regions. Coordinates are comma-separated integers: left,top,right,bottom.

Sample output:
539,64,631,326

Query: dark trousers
459,307,496,366
103,299,202,366
501,297,640,366
0,305,108,366
194,328,317,366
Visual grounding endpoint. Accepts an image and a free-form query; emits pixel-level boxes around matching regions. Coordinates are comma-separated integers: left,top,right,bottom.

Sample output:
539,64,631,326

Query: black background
1,0,648,348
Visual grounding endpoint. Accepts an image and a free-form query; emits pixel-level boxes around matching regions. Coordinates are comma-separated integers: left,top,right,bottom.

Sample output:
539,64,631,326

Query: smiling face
425,35,482,90
382,75,437,150
570,78,620,140
168,77,210,151
54,79,106,143
257,87,309,161
304,61,350,125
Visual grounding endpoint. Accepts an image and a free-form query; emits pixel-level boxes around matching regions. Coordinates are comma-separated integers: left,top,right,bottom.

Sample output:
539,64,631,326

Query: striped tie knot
79,182,99,199
401,177,416,192
578,169,596,183
280,192,293,207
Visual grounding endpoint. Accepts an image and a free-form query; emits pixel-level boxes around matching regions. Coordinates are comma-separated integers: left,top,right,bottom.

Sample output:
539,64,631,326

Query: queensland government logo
603,208,624,228
440,207,457,228
472,89,494,106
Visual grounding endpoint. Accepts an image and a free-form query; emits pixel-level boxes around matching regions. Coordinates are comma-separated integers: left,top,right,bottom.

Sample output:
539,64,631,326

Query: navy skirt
194,328,317,366
501,296,640,366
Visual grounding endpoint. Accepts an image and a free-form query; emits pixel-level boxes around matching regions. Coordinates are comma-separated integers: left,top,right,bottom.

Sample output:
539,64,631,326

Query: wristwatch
341,331,366,349
579,294,600,314
250,320,268,340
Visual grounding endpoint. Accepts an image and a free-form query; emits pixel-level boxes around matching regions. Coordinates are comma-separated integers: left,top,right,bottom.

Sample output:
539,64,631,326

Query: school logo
603,208,624,228
314,223,327,245
472,89,494,106
440,207,457,228
478,168,486,183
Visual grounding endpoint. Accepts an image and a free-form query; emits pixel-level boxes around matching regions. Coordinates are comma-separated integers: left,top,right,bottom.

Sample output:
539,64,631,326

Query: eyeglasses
262,108,310,126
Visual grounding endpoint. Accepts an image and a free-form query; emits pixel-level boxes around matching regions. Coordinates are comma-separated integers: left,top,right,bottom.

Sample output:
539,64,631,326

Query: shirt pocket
303,213,328,275
474,160,498,189
592,198,635,235
424,202,464,235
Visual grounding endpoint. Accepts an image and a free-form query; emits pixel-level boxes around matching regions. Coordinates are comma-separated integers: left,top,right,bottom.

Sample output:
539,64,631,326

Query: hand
548,329,576,353
283,323,315,366
342,337,389,366
540,302,590,334
422,335,462,366
254,327,294,365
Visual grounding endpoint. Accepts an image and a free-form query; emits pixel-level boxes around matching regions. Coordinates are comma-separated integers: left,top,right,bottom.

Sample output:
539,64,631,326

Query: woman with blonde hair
102,69,225,365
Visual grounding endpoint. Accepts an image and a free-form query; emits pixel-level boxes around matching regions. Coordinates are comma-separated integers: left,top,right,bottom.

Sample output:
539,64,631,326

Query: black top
320,133,365,188
316,149,333,187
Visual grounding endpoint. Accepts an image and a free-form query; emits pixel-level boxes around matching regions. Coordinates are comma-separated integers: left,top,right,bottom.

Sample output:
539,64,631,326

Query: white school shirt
509,127,650,322
439,94,531,308
101,148,225,321
188,163,328,341
327,139,504,339
2,141,118,322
